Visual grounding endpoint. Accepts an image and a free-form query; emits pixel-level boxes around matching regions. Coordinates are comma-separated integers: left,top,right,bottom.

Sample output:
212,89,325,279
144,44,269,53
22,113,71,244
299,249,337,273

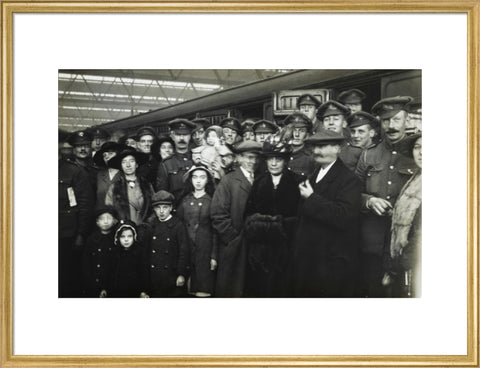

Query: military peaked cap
371,96,414,120
338,89,366,104
252,120,278,134
220,117,242,132
317,100,350,119
347,111,380,130
283,112,313,132
68,130,93,146
297,94,321,108
168,119,196,134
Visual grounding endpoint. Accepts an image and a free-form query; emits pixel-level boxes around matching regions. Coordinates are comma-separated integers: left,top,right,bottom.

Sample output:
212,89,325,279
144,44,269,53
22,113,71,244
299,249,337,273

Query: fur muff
244,213,287,273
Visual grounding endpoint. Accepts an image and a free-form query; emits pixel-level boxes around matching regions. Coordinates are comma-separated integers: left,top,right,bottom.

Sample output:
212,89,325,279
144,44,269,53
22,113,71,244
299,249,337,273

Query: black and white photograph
58,69,422,298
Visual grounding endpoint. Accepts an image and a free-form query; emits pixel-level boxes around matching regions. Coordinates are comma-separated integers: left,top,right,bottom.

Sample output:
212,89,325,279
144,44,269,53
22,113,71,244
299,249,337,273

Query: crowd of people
58,89,422,298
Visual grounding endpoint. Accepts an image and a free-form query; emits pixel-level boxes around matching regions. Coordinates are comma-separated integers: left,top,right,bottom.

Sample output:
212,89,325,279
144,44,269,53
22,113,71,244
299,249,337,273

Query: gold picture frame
1,1,479,367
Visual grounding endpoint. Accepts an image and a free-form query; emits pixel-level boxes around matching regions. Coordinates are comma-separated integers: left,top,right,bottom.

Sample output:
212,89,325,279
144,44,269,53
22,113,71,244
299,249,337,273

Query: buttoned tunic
288,148,316,178
355,139,417,255
155,152,192,202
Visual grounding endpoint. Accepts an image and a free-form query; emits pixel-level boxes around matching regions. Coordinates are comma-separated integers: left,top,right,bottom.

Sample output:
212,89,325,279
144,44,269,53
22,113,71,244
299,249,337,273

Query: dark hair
178,166,215,202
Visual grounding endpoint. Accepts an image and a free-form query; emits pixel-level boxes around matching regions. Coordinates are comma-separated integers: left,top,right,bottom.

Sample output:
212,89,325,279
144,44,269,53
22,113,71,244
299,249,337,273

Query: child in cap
82,206,118,297
177,164,218,297
107,220,148,298
144,190,190,297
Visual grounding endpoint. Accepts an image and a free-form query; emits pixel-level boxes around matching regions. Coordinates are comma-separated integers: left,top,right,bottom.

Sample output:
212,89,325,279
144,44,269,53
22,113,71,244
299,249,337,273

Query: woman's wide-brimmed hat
398,133,422,158
261,137,293,160
182,163,214,183
108,147,149,170
93,141,125,167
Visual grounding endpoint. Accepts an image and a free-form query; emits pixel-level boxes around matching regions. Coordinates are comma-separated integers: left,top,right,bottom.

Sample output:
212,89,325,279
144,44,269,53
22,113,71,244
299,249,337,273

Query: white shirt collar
240,166,254,182
159,214,172,222
315,159,336,183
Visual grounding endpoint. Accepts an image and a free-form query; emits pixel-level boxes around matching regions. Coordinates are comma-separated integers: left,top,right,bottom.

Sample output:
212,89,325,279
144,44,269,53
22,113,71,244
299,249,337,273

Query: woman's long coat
210,169,252,297
177,193,217,295
243,170,302,297
293,159,362,297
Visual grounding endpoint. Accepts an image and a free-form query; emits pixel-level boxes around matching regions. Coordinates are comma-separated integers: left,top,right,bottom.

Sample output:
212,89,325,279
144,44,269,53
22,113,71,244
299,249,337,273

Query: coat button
389,165,394,170
199,202,202,206
164,265,168,269
97,248,101,252
387,181,392,185
190,202,194,206
165,250,169,254
152,250,156,253
153,236,156,240
151,265,155,268
392,151,397,155
97,264,101,268
166,238,170,241
183,157,187,161
386,195,391,199
95,278,99,283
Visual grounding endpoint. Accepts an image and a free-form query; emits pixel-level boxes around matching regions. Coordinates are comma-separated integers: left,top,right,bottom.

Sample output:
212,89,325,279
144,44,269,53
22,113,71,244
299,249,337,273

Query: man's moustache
387,129,399,134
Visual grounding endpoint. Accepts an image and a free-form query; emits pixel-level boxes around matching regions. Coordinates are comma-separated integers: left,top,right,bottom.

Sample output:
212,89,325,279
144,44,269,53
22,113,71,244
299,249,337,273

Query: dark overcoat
292,159,361,297
144,216,190,297
108,241,147,298
82,230,114,297
244,170,302,297
96,168,120,205
210,168,252,297
177,193,217,295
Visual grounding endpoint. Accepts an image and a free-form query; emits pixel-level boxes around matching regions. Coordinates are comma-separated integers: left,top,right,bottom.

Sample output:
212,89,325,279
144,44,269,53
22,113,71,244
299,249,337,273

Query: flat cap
283,112,313,132
252,120,279,134
151,190,175,206
297,94,321,108
67,130,93,146
371,96,414,120
220,117,242,132
317,100,350,119
347,111,379,129
232,140,263,154
304,129,346,146
168,119,196,134
136,126,156,139
338,89,366,104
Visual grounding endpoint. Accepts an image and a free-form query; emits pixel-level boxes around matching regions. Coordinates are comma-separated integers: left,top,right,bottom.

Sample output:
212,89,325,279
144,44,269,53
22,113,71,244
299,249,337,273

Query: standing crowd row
59,89,422,298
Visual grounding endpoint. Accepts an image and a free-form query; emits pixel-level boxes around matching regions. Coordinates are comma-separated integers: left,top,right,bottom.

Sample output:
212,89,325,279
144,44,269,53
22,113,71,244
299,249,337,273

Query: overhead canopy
58,69,294,132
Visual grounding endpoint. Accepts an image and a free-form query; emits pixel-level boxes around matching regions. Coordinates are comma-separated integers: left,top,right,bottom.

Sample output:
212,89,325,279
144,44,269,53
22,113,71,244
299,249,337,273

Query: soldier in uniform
59,136,95,297
90,127,110,158
338,88,367,114
68,130,99,193
241,119,256,142
297,93,321,134
340,111,380,172
135,126,159,186
355,96,417,297
220,117,242,145
252,119,279,143
283,112,316,178
155,118,195,202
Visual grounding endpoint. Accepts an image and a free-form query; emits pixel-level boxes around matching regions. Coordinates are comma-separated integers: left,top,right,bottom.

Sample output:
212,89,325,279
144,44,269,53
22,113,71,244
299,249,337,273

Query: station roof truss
58,69,294,132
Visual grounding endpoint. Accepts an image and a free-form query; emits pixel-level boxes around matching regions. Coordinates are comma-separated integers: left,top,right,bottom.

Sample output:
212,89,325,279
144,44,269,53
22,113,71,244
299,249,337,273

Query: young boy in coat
145,190,190,297
82,206,118,297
